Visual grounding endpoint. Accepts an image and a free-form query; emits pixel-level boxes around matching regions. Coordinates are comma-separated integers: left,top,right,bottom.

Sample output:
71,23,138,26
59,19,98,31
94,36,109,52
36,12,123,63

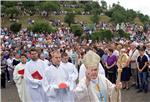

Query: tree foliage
138,13,150,23
39,1,60,15
70,25,83,37
115,29,130,39
22,1,37,15
126,9,137,23
28,21,56,33
84,1,101,14
92,29,113,41
1,1,16,7
91,15,99,24
64,14,75,26
111,4,126,23
1,1,150,26
5,7,19,17
10,22,22,33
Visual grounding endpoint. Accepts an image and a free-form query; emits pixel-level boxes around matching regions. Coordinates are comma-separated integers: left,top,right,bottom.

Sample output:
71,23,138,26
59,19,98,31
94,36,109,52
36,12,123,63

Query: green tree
22,1,36,8
101,29,113,41
92,29,113,41
111,4,126,23
64,14,75,27
1,5,6,14
5,7,19,18
117,29,130,38
10,22,22,34
40,1,60,16
84,1,101,14
126,9,137,23
71,25,83,37
138,13,150,23
91,31,101,41
28,21,56,33
91,14,99,24
101,0,107,12
91,8,102,15
1,1,16,7
22,1,37,15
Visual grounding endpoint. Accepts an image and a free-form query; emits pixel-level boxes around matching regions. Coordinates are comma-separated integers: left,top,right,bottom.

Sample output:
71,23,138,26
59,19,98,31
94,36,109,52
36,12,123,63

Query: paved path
1,82,150,102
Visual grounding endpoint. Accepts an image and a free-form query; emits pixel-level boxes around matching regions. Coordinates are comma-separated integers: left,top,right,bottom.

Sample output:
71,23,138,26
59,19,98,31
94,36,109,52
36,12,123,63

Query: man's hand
138,68,142,72
115,81,122,90
85,70,91,86
21,76,24,79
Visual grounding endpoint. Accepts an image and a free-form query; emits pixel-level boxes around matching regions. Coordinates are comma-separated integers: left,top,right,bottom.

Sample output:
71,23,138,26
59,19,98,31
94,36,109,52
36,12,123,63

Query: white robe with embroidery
74,75,121,102
13,63,31,102
43,65,75,102
24,59,49,102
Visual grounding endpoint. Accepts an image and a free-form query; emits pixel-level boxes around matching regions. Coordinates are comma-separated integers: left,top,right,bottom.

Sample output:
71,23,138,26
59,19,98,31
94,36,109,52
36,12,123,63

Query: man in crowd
137,47,149,93
129,42,140,88
60,52,78,90
13,54,31,102
24,48,48,102
44,50,74,102
79,62,105,81
74,50,122,102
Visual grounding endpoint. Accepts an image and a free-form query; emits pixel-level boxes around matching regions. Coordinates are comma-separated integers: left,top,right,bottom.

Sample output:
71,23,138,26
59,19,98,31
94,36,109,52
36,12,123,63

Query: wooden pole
117,65,122,102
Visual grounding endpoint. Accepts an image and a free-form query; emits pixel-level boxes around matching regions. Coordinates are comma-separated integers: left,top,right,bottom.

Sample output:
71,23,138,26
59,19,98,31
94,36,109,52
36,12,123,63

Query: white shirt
43,59,50,67
60,62,78,89
44,64,74,102
24,59,48,102
7,58,14,70
13,62,31,102
129,49,139,61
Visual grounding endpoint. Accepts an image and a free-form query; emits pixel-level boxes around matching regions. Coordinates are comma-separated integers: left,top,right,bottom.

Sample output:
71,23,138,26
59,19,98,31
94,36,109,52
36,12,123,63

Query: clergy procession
1,1,150,102
10,48,123,102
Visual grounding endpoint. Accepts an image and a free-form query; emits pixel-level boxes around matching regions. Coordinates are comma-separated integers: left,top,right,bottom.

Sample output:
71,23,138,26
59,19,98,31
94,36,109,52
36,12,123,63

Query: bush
117,29,130,38
91,29,113,41
28,21,56,33
10,22,21,33
64,13,75,26
90,14,99,24
91,31,101,41
71,24,83,37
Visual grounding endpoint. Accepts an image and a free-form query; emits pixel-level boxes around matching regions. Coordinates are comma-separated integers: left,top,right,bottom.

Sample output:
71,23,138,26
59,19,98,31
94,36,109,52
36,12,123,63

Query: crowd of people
1,23,150,102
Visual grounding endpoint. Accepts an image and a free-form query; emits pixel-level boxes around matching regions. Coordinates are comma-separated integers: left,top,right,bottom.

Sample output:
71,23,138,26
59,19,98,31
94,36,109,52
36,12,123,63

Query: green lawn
2,15,142,28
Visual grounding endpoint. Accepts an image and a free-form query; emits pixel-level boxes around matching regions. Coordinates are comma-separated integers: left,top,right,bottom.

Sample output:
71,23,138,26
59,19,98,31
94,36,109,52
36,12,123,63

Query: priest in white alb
24,48,48,102
13,54,31,102
74,50,122,102
43,50,75,102
60,52,78,90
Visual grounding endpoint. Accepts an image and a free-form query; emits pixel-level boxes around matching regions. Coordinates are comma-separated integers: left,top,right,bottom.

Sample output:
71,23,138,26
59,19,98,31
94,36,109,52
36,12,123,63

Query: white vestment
13,63,31,102
60,62,78,90
74,75,121,102
24,59,49,102
79,63,105,81
43,59,51,66
43,64,74,102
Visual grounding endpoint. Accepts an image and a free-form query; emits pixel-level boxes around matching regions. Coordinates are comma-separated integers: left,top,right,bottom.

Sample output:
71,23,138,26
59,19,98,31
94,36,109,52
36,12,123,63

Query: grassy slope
1,15,142,28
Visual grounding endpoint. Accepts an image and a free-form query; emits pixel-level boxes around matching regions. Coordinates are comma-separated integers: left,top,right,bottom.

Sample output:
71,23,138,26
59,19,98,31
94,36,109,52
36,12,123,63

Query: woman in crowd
106,48,117,83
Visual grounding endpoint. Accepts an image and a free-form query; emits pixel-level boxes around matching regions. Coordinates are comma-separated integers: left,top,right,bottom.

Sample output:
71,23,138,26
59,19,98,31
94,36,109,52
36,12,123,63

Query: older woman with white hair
74,50,122,102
